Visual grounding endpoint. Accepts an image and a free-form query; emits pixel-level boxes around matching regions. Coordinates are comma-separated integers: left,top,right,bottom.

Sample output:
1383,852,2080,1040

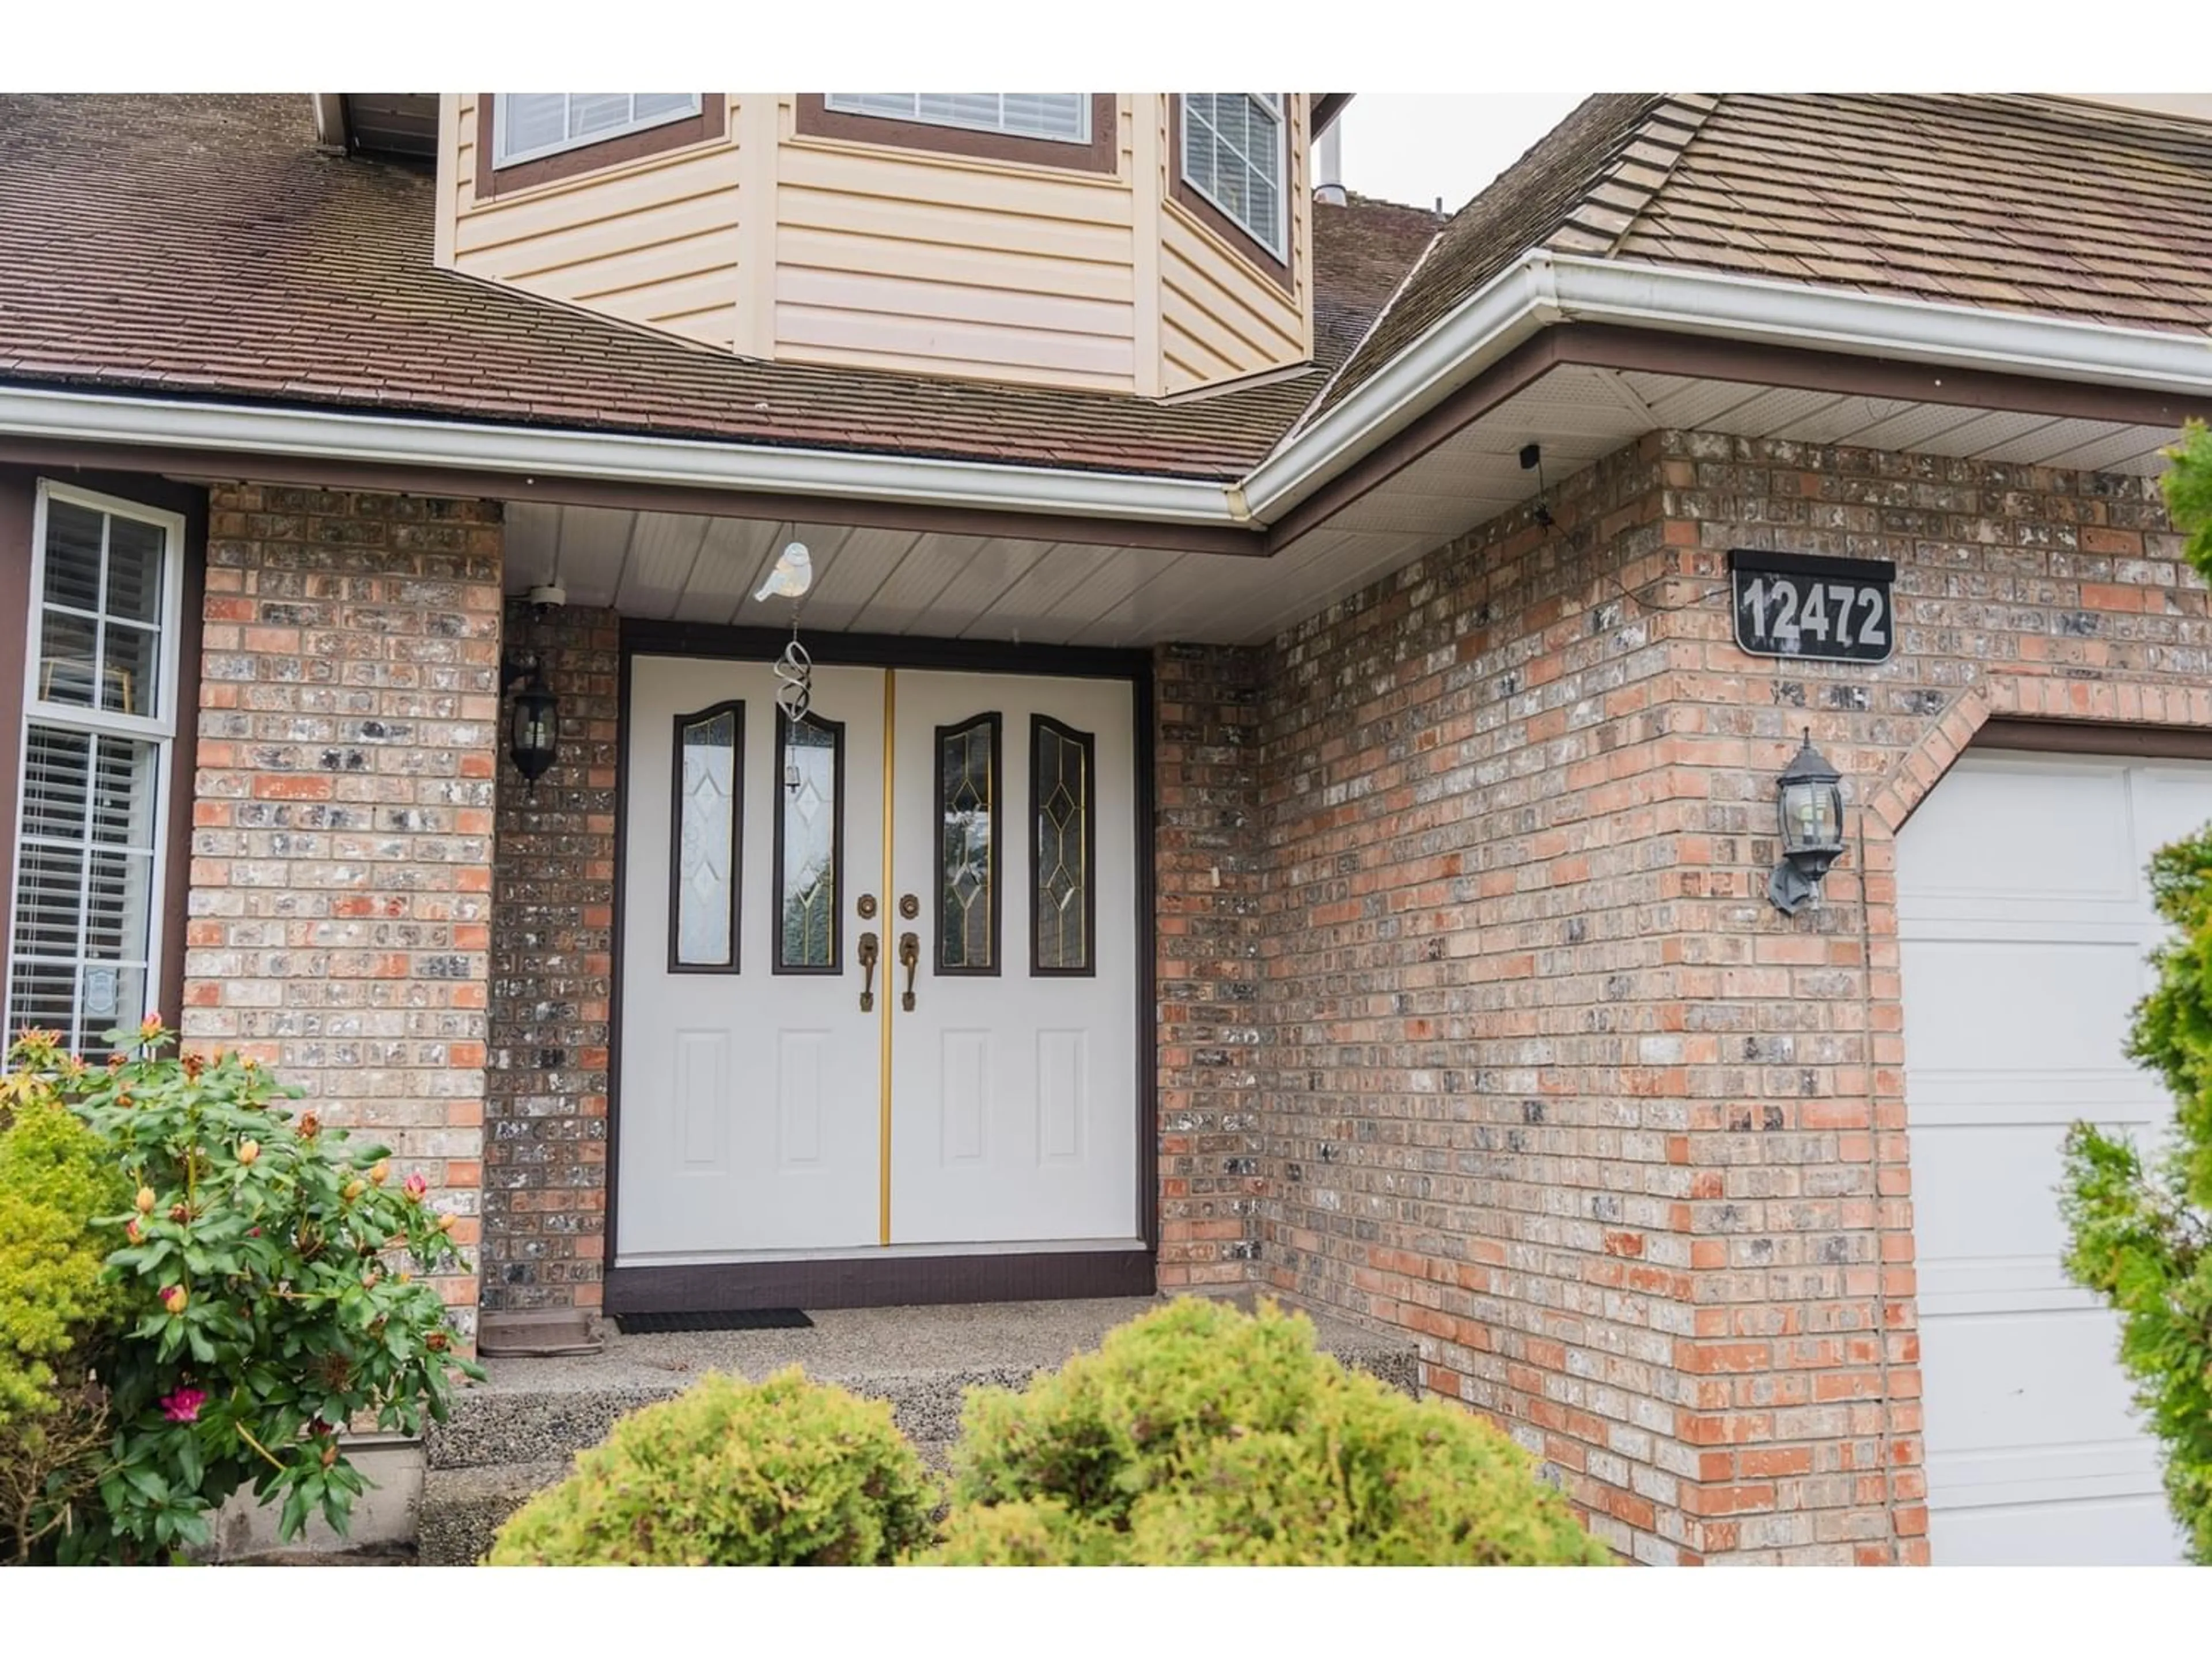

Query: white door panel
1898,749,2198,1565
618,657,885,1259
888,671,1139,1245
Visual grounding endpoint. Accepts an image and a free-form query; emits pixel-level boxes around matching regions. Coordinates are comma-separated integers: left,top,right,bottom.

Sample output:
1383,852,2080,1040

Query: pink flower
159,1387,206,1424
403,1172,428,1200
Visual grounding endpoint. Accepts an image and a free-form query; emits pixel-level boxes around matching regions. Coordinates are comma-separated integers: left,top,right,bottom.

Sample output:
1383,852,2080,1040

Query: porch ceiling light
1768,730,1844,916
505,655,559,798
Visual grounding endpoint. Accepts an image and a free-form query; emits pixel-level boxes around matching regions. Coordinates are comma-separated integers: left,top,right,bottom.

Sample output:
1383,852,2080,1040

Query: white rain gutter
0,382,1238,527
5,256,2210,533
1241,251,2212,523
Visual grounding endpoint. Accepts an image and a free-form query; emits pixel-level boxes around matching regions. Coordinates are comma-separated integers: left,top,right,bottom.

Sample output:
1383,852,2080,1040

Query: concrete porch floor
416,1294,1420,1562
485,1294,1414,1396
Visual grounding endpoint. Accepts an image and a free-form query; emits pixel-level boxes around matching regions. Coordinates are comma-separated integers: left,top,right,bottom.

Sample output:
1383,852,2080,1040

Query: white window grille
1181,93,1287,257
493,94,703,167
824,94,1091,145
6,483,181,1056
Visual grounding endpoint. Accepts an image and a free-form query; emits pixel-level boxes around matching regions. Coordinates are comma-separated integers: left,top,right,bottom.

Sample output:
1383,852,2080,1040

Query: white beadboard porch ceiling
502,362,2181,649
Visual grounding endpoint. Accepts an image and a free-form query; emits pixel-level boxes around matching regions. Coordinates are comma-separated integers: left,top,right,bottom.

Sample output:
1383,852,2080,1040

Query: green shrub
931,1297,1611,1566
488,1368,938,1565
0,1078,130,1560
3,1021,482,1562
2062,824,2212,1564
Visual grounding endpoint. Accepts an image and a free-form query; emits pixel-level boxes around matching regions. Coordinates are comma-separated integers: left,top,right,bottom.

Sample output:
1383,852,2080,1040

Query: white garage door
1897,749,2199,1565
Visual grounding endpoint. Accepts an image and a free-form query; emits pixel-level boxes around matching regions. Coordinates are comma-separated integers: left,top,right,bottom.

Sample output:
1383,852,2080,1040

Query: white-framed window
1181,93,1287,259
6,482,183,1056
493,94,703,168
824,94,1092,145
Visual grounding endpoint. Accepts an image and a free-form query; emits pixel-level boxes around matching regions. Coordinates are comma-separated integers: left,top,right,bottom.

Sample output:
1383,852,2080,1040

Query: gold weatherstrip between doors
878,668,896,1247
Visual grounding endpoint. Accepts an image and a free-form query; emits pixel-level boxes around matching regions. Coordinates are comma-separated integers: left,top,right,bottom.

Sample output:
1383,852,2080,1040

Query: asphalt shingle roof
3,93,2206,482
1316,93,2212,420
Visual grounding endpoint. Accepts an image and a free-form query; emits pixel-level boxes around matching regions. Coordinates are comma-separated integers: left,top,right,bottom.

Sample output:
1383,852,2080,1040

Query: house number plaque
1728,549,1896,664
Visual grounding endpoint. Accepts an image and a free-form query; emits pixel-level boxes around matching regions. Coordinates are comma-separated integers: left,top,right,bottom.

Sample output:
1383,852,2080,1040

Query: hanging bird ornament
753,540,813,603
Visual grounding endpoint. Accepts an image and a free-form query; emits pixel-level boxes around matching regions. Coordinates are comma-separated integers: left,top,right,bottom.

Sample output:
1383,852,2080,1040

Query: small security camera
527,582,567,620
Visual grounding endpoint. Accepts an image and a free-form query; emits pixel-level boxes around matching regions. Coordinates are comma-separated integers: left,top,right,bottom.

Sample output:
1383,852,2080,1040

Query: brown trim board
474,95,728,201
1262,322,2212,555
0,438,1265,559
795,95,1119,176
607,1249,1157,1316
1974,716,2212,763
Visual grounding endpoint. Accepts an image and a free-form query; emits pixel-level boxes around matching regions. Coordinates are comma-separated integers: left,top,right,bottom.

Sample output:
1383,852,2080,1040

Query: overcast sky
1335,94,1588,215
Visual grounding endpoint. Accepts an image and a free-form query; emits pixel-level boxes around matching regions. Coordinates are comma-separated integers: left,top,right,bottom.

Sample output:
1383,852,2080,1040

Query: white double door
618,655,1138,1263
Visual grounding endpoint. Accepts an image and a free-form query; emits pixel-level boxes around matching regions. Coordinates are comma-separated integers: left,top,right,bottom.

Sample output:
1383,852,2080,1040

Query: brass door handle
898,931,920,1012
858,932,879,1012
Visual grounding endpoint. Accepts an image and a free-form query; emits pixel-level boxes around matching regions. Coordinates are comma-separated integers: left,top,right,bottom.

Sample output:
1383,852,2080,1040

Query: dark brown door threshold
605,1248,1158,1316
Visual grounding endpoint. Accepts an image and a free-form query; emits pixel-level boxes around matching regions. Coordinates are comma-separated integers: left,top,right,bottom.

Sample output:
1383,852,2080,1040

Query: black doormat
616,1308,815,1334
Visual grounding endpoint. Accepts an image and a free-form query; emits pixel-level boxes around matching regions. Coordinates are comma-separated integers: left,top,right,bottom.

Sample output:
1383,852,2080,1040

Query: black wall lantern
1768,730,1844,915
503,654,559,798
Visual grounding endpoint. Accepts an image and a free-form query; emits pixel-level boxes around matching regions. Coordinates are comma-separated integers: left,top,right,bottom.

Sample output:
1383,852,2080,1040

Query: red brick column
1153,643,1267,1289
482,601,619,1313
184,486,502,1336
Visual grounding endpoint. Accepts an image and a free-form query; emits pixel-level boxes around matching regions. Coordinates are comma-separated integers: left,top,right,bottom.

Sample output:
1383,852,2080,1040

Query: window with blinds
493,94,703,167
1181,94,1286,256
7,485,178,1056
824,94,1091,145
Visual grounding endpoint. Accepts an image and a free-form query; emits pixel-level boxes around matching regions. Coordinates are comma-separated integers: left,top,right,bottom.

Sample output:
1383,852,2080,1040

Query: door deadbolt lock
897,931,920,1011
857,931,880,1012
857,893,877,920
897,893,920,921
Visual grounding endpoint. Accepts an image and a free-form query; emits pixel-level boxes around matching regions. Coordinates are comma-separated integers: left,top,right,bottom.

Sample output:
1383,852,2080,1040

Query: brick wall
1153,643,1268,1288
184,486,503,1335
1244,428,2199,1565
1255,438,1696,1560
482,602,620,1312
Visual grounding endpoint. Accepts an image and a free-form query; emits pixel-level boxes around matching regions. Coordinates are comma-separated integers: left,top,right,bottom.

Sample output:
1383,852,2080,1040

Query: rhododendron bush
0,1021,480,1562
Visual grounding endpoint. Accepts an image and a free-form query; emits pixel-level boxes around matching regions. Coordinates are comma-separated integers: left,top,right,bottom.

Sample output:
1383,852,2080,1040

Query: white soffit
504,351,2184,650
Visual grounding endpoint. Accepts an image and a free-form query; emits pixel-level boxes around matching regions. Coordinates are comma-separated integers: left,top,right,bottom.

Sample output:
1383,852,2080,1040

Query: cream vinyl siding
434,93,1314,396
1159,96,1312,395
448,94,745,349
774,100,1140,391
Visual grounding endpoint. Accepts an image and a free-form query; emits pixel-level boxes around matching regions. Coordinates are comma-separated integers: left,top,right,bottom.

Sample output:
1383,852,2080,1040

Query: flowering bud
139,1013,164,1043
321,1441,339,1468
368,1160,390,1187
125,1217,142,1243
363,1268,381,1289
426,1330,450,1353
297,1113,320,1140
168,1203,191,1224
236,1139,260,1166
403,1172,428,1201
135,1187,156,1214
342,1179,365,1202
161,1285,188,1315
435,1211,456,1234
